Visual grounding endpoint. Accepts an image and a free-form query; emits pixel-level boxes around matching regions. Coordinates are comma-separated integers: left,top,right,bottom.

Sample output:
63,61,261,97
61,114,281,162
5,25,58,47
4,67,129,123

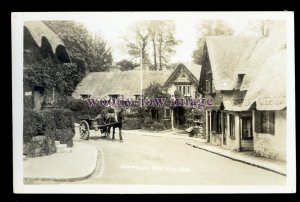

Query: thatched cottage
199,21,286,161
72,63,201,128
24,21,70,111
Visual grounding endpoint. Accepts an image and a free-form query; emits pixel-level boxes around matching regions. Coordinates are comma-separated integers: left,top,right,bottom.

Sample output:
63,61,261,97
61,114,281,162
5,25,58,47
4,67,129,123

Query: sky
77,13,259,63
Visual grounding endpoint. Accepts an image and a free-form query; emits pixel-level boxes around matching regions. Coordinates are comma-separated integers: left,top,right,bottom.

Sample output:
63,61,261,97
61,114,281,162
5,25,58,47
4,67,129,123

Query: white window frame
177,85,191,96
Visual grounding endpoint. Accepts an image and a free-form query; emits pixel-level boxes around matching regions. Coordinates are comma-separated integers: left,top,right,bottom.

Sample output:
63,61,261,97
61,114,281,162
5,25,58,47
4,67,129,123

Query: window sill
229,136,236,140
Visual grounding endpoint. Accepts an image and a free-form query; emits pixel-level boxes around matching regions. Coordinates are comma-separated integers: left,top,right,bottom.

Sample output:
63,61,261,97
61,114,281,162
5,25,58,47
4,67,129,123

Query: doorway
241,116,254,151
174,106,185,127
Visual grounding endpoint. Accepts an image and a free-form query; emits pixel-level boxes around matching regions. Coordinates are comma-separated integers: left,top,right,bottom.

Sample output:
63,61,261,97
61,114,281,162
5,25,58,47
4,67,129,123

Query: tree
143,83,171,121
44,21,113,72
147,21,181,70
116,59,139,71
155,21,181,70
124,22,150,66
192,20,234,65
124,20,181,70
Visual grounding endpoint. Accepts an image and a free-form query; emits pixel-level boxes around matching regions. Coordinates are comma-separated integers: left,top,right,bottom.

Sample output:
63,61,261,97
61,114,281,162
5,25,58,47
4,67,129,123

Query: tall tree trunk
158,36,163,70
152,39,157,71
159,53,162,70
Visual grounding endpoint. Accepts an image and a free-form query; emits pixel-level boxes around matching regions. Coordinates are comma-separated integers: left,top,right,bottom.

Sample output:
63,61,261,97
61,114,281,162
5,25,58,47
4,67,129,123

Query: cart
78,114,116,140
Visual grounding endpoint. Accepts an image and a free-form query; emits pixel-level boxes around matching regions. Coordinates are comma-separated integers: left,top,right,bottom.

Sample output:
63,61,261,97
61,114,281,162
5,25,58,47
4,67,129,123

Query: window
109,94,121,99
255,111,275,134
229,114,235,137
80,94,91,99
177,85,191,96
241,117,253,139
135,94,143,101
164,108,171,119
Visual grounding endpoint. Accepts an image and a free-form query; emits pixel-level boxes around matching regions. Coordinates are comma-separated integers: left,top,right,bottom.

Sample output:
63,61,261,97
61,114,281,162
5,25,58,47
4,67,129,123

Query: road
76,130,286,185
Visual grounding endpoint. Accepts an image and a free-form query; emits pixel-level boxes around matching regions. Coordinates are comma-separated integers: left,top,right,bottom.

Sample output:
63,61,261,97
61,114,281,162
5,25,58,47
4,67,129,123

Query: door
241,116,254,151
241,117,253,139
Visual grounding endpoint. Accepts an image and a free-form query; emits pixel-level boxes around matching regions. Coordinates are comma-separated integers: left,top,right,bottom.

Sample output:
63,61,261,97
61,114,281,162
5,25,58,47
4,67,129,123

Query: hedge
66,98,104,117
23,108,75,156
122,118,143,130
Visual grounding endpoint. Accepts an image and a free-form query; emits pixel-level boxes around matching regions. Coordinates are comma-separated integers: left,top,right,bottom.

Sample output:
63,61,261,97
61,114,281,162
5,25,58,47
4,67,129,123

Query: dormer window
177,85,191,96
134,94,143,101
109,94,121,99
80,94,91,99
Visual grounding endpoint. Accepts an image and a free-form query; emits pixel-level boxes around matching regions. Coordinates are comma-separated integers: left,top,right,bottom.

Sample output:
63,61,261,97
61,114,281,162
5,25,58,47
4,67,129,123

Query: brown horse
106,110,124,141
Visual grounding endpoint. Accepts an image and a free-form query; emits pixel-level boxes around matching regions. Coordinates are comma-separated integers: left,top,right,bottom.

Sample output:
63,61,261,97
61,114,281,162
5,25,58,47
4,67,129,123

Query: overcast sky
80,19,251,63
18,12,284,63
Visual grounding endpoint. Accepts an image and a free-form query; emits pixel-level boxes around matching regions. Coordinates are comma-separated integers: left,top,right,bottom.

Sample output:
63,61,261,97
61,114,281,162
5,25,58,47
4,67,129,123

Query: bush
142,121,165,131
23,108,75,156
122,118,142,130
152,122,165,131
24,95,33,109
66,98,104,117
54,128,75,147
162,120,172,130
23,135,56,157
67,98,90,113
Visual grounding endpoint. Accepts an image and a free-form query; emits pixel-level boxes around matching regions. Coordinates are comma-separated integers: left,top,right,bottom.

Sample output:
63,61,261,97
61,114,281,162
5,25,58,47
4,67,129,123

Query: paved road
76,130,286,185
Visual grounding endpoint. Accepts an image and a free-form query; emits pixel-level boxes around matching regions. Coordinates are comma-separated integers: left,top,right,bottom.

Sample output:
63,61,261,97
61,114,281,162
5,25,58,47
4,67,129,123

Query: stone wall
23,136,56,157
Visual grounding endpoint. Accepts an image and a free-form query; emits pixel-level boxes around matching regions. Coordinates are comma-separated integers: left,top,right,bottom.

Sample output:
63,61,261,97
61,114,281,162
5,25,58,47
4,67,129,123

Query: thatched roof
241,21,287,110
205,36,259,90
164,63,201,87
24,21,70,62
204,21,287,111
72,70,173,99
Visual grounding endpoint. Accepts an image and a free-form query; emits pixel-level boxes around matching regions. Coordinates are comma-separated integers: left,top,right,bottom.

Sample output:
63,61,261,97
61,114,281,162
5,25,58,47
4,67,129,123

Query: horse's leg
112,126,115,140
119,124,123,141
106,126,111,139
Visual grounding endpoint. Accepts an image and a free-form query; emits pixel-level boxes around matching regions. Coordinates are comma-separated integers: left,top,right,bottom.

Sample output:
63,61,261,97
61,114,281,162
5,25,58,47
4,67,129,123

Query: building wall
253,110,286,162
221,112,241,151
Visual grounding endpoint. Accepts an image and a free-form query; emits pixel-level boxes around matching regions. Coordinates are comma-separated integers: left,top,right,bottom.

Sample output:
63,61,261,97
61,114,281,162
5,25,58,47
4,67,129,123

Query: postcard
12,11,295,193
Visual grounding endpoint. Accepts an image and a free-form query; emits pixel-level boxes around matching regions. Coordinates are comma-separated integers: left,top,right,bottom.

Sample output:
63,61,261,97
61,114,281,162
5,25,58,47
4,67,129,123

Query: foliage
125,21,150,65
142,121,165,131
124,20,181,70
122,118,143,130
44,21,113,72
23,109,75,147
192,20,234,65
65,98,105,117
174,89,183,98
143,83,171,100
117,59,139,71
24,59,84,96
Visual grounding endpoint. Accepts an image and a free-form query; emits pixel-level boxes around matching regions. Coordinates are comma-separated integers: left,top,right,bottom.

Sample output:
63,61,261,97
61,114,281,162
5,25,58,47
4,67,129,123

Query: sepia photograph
12,12,295,193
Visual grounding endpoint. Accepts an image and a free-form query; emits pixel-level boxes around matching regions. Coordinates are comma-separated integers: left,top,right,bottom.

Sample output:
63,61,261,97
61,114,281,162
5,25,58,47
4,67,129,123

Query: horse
105,110,124,141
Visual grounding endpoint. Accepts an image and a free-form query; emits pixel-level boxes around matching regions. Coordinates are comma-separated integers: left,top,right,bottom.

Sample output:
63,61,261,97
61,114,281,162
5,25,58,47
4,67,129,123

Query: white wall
253,110,286,162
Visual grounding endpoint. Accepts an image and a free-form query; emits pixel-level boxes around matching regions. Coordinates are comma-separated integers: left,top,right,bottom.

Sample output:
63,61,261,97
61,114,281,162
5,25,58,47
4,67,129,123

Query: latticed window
176,85,191,96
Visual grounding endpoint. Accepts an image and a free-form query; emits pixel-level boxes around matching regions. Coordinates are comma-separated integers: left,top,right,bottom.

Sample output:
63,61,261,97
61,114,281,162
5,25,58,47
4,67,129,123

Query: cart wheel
79,120,90,140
